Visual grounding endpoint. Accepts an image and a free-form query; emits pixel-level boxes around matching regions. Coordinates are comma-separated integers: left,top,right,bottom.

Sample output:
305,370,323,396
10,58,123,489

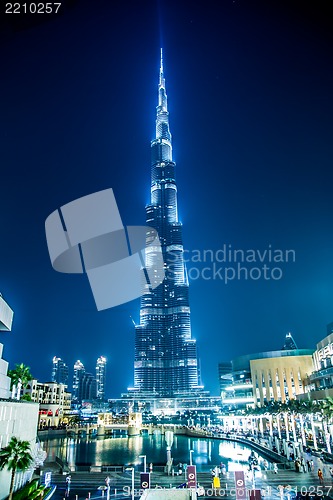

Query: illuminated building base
108,392,221,416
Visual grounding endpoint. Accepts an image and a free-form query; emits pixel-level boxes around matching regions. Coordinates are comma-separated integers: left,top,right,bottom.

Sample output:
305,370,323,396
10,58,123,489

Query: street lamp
189,449,194,466
139,454,147,473
125,467,134,500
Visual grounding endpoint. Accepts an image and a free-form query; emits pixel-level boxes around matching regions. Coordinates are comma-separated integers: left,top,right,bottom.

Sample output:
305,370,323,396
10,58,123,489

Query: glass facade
133,50,200,397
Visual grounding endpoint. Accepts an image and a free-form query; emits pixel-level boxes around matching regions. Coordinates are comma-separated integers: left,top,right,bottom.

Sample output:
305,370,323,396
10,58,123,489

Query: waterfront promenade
49,459,333,499
43,428,333,499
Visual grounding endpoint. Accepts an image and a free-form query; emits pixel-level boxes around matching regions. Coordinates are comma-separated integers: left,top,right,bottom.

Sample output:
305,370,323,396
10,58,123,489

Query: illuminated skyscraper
52,356,68,386
72,359,85,403
132,50,200,397
96,356,107,400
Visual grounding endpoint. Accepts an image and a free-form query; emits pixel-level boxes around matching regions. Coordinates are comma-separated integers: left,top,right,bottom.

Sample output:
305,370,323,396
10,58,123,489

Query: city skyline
0,1,332,398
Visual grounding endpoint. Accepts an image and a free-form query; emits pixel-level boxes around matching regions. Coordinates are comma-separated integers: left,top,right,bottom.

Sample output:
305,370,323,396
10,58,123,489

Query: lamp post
189,450,194,466
139,454,147,473
251,463,255,490
125,467,134,500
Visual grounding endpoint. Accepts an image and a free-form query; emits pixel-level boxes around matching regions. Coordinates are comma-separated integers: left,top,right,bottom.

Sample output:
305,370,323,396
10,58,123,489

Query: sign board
140,472,150,489
187,465,197,489
44,472,52,487
234,471,246,500
249,489,262,500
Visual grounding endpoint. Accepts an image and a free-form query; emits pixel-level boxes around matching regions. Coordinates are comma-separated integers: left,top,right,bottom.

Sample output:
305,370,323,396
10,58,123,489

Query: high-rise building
52,356,69,385
96,356,107,400
72,359,85,403
132,50,201,398
80,372,97,401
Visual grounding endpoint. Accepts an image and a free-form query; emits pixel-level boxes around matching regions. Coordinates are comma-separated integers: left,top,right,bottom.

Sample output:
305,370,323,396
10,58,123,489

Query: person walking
329,467,333,482
301,458,307,473
318,468,324,483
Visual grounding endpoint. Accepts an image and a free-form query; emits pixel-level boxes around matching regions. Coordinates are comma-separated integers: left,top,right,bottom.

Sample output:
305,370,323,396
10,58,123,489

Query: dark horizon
0,0,333,398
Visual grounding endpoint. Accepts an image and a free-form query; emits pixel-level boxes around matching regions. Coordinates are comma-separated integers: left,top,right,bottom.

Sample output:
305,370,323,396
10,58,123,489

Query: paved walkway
48,457,333,500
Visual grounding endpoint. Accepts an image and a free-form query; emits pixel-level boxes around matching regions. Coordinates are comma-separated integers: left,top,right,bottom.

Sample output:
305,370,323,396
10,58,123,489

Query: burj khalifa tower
132,50,202,398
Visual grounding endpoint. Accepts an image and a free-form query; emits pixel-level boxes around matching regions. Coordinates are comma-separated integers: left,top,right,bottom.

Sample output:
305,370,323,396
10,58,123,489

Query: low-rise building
220,333,314,410
23,380,71,428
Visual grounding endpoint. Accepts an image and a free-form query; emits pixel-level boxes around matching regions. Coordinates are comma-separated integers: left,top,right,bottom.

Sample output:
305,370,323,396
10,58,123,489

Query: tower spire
159,47,164,88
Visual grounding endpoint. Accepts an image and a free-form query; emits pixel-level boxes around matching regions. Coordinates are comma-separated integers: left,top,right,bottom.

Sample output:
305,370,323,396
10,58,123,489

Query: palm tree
270,400,283,440
320,397,333,453
303,400,320,450
286,399,300,443
280,402,290,442
0,436,33,500
8,363,33,400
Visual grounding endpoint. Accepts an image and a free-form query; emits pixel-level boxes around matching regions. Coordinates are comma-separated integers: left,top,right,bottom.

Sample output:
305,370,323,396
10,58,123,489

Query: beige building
23,380,71,428
221,334,314,410
251,351,314,406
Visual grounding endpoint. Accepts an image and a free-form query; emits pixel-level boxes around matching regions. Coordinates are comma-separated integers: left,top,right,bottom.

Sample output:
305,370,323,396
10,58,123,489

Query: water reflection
41,434,262,471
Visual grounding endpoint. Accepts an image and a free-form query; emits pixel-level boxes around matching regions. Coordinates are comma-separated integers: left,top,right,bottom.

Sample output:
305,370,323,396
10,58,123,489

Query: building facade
0,294,39,500
221,334,314,409
250,349,314,406
300,322,333,401
132,50,201,398
80,372,97,401
218,362,232,398
23,380,71,428
96,356,106,400
52,356,69,386
221,355,255,409
0,295,13,399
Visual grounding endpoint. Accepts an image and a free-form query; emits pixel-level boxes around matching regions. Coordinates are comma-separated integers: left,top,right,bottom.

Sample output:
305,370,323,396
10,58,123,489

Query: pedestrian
273,463,278,474
301,458,307,473
329,467,333,482
318,468,323,483
295,460,300,473
310,459,314,471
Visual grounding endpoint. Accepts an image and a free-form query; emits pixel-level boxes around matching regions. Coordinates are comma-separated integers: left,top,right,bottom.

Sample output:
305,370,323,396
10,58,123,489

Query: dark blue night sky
0,0,332,397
